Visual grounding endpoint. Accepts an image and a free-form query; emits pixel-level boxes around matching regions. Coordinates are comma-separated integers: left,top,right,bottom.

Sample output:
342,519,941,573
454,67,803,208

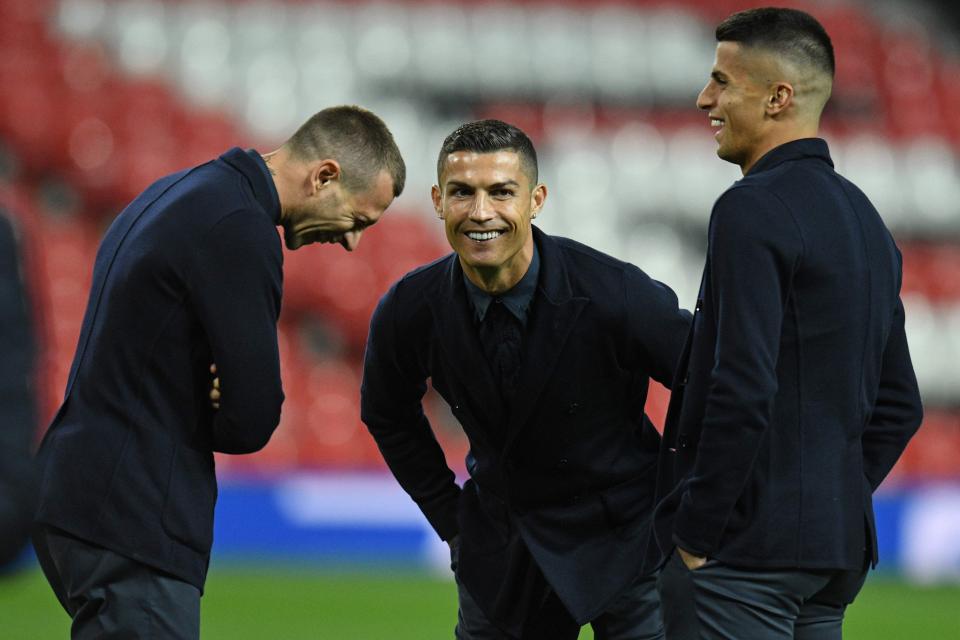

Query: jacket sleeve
0,212,38,483
360,283,461,541
190,209,284,454
623,265,692,389
672,186,802,556
862,296,923,491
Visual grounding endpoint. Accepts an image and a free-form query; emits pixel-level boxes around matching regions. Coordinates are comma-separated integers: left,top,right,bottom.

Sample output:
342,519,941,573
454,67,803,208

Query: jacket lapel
504,229,588,451
426,255,506,429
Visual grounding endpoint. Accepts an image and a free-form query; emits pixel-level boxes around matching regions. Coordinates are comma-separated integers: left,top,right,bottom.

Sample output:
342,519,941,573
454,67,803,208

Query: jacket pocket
161,444,217,553
600,469,656,533
457,479,511,555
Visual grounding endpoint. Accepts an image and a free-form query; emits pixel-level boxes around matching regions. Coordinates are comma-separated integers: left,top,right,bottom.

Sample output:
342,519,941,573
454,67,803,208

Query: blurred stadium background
1,0,958,637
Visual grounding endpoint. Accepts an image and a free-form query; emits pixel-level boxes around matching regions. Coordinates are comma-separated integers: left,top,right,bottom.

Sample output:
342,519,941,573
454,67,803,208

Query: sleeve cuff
424,488,462,542
672,532,709,558
672,501,721,557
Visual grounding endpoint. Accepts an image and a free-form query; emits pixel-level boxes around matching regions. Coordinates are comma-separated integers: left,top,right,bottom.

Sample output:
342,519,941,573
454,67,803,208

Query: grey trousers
32,526,201,640
657,551,868,640
452,543,665,640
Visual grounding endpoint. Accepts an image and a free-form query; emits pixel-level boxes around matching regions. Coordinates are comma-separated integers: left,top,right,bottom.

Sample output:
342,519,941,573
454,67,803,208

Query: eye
492,188,514,198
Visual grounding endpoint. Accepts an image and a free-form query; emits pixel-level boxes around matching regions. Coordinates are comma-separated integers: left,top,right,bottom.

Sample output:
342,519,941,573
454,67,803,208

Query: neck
742,122,819,175
461,245,534,296
262,148,294,223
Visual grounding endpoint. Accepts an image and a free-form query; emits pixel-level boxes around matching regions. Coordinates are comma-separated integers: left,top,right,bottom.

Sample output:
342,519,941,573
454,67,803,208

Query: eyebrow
445,180,520,190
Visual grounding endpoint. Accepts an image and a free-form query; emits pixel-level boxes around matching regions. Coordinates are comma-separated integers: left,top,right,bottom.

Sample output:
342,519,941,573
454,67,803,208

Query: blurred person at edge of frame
652,8,924,640
362,119,692,639
32,106,405,640
0,207,39,573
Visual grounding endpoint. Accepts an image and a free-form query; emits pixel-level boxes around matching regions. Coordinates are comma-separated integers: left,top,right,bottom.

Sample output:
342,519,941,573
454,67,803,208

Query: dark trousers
32,526,201,640
657,551,868,640
452,543,665,640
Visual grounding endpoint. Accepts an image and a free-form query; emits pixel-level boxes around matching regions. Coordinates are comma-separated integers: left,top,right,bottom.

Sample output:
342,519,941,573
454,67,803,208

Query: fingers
677,546,708,570
210,363,220,410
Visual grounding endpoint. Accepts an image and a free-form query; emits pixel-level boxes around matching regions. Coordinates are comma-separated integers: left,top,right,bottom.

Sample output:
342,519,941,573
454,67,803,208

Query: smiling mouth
466,230,505,242
302,229,342,245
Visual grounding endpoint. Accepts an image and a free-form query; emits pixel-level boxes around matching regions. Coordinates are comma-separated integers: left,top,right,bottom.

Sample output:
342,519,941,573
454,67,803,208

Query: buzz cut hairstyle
437,119,539,185
287,105,406,198
715,7,835,78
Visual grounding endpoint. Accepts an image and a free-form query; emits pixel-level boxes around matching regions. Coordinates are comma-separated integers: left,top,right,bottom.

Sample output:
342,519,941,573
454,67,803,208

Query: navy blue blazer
34,148,285,590
0,210,38,563
362,227,691,628
653,139,923,571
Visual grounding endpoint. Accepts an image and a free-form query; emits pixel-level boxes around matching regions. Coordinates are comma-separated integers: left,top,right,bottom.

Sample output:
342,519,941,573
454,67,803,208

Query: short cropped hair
437,120,538,185
287,105,406,197
716,7,834,78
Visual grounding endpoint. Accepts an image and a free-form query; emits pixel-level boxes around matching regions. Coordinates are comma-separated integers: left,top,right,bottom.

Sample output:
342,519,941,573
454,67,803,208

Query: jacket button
558,458,568,467
695,298,702,312
566,402,579,415
678,435,690,449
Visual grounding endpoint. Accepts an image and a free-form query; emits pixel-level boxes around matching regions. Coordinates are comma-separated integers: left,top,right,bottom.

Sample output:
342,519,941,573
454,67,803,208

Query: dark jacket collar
463,243,540,326
219,147,282,224
747,138,833,176
444,226,575,312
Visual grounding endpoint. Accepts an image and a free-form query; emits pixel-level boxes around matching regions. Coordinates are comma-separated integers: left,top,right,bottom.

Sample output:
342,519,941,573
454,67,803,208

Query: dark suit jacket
653,139,923,571
0,209,39,564
362,227,691,629
34,148,285,590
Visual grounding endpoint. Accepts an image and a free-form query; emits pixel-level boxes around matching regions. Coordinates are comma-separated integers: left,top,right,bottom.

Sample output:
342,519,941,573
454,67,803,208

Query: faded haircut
716,7,835,78
437,120,538,185
286,105,406,197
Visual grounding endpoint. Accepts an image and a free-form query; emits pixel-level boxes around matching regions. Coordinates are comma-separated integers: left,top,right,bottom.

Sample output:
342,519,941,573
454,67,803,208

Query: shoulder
707,183,804,265
549,233,634,277
373,253,454,323
710,183,798,237
545,232,672,302
156,159,266,230
391,253,454,300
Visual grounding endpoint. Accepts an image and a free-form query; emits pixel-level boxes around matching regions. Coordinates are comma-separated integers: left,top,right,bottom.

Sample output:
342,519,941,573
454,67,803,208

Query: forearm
862,302,923,490
364,408,461,540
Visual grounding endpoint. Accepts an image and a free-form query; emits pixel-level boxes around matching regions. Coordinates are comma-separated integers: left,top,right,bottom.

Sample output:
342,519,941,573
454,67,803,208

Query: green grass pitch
1,566,957,638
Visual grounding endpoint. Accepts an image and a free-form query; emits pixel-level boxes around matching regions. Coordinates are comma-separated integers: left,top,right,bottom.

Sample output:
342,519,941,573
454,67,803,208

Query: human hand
677,546,707,570
210,363,220,410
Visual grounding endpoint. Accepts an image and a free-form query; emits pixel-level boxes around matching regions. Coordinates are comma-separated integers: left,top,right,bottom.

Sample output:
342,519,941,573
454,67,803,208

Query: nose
468,192,494,221
340,230,361,252
696,82,713,111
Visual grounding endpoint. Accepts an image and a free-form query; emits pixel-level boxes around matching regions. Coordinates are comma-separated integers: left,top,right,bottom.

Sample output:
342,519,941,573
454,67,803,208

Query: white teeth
467,231,503,241
711,119,724,127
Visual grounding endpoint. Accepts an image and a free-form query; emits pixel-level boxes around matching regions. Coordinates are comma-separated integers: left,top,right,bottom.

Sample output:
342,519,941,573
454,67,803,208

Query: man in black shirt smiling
362,120,690,639
652,9,923,639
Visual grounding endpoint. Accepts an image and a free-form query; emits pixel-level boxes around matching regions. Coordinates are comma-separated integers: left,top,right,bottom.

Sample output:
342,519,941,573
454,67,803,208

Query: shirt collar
219,147,282,224
463,243,541,326
746,138,833,176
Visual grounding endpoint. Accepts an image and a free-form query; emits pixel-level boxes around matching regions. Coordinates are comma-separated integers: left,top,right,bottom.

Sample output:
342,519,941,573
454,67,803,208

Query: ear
308,159,341,194
530,183,547,219
766,82,794,116
431,184,444,219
